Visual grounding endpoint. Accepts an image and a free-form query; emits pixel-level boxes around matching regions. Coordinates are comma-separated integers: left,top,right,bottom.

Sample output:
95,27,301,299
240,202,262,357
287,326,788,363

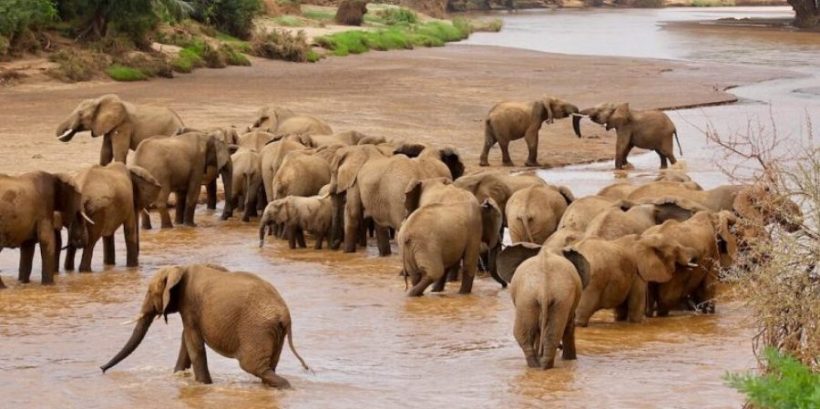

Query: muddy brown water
2,7,819,409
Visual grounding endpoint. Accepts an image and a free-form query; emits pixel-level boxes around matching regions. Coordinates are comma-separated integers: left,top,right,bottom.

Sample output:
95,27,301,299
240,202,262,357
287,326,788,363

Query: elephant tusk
81,211,95,225
121,314,142,326
58,129,73,139
687,262,699,268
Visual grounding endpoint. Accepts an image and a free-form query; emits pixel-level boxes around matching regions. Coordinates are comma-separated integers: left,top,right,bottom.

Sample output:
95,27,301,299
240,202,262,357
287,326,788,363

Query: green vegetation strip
105,65,148,81
316,21,470,57
726,348,820,409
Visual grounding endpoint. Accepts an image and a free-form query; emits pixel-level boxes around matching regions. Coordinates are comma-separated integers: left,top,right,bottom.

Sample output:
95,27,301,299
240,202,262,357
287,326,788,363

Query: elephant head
394,144,465,180
733,184,802,233
533,97,580,126
127,165,161,211
631,234,700,283
54,173,93,249
453,173,514,222
259,199,288,246
403,177,452,215
56,94,128,142
251,106,295,132
710,210,738,267
572,102,618,138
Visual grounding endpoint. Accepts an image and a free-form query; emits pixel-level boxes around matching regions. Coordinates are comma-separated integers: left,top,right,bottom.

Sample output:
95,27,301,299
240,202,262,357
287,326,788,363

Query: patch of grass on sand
251,29,313,62
171,47,204,73
272,15,305,27
222,44,251,65
302,9,335,21
316,21,469,57
105,64,148,81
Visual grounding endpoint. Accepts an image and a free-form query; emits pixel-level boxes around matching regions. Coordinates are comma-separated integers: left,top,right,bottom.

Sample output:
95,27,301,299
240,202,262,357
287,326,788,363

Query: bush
0,0,56,38
115,50,173,78
335,0,368,26
190,0,263,39
630,0,666,7
105,64,148,81
376,7,418,25
251,29,311,62
316,21,469,57
0,35,8,57
726,348,820,409
171,47,204,72
221,44,251,66
272,15,304,27
46,48,110,82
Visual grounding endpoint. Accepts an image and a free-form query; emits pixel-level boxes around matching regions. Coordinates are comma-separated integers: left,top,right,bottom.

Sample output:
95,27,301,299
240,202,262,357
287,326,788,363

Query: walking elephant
0,171,92,287
573,103,682,169
259,194,333,250
481,97,580,167
132,131,234,229
56,94,184,165
498,243,590,369
250,105,333,135
506,184,574,244
100,264,309,388
231,148,264,222
64,163,161,272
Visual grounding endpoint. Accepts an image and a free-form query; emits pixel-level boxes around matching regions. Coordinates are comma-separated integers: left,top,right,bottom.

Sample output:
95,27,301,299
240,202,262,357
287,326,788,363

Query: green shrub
376,7,418,25
302,9,336,21
171,47,204,72
273,15,304,27
190,0,262,39
306,49,321,63
726,348,820,409
46,48,110,82
105,64,148,81
114,50,173,77
0,35,9,57
317,21,470,57
221,44,251,66
0,0,56,38
251,29,311,62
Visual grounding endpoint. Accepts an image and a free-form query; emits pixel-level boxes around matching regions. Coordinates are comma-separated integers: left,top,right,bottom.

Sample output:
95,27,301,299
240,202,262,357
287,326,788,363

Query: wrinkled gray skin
100,264,309,388
0,171,91,287
481,97,580,167
56,94,184,165
573,103,682,169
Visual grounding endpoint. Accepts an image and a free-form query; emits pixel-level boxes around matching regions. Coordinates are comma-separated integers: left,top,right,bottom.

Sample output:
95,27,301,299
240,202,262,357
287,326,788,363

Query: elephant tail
673,129,683,156
537,300,549,360
519,217,536,244
286,323,311,371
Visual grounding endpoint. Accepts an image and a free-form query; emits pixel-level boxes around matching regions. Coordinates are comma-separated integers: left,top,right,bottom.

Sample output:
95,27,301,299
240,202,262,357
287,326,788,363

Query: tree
56,0,192,43
788,0,820,28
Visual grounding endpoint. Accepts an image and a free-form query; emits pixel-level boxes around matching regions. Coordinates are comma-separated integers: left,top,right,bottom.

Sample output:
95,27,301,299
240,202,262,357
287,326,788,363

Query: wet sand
0,43,786,408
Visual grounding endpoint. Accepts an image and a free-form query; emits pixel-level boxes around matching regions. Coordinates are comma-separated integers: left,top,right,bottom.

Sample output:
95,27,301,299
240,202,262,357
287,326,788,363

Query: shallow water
2,7,819,409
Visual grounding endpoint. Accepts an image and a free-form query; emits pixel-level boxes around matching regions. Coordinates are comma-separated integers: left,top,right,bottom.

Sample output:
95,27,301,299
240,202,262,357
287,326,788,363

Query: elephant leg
174,190,187,226
237,334,290,389
479,125,497,167
103,235,115,266
124,216,139,267
431,265,451,292
615,303,629,322
360,217,371,246
155,187,173,229
524,131,540,167
488,243,506,288
296,228,307,249
514,305,540,368
646,283,660,317
561,312,577,360
100,134,114,166
626,278,647,323
446,264,460,282
184,177,203,227
343,189,362,253
37,222,57,285
183,328,213,384
79,231,101,272
542,301,572,369
53,229,62,270
499,140,514,167
375,224,391,257
174,333,191,372
111,134,131,164
657,151,668,169
287,225,298,249
574,289,599,327
408,275,436,297
314,232,325,250
141,209,153,230
459,243,480,294
614,132,631,169
205,179,217,210
18,240,36,283
64,245,77,271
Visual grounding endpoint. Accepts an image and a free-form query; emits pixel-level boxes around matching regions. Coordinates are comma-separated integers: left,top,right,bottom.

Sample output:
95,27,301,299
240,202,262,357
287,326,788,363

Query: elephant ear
497,242,542,284
562,247,590,289
332,149,366,193
92,95,128,137
606,103,631,130
159,266,186,322
438,147,464,179
297,134,316,148
682,181,703,191
531,100,551,126
53,172,82,214
357,135,386,145
713,211,738,267
556,185,575,204
128,165,161,209
404,179,423,215
393,143,426,158
652,200,696,223
633,234,683,283
480,198,503,248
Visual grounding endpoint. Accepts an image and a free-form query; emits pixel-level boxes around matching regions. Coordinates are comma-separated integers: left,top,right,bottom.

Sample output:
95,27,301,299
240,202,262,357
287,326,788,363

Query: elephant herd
0,94,803,386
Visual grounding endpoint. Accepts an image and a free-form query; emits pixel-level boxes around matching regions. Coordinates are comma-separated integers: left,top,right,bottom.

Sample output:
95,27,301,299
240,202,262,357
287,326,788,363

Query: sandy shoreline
0,44,788,174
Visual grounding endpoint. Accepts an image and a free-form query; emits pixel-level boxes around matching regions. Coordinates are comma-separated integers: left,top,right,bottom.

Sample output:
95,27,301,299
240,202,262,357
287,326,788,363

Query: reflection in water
3,6,818,409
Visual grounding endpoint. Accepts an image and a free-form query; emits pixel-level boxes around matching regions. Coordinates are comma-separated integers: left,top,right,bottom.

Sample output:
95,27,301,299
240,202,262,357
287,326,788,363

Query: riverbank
0,44,786,175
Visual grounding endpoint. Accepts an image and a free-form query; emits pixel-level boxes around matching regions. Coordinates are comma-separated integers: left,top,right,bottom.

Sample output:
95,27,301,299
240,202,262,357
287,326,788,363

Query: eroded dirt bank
0,44,783,174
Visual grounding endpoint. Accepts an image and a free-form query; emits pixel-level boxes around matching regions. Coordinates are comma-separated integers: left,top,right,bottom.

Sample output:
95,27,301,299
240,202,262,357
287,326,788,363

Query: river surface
2,7,819,409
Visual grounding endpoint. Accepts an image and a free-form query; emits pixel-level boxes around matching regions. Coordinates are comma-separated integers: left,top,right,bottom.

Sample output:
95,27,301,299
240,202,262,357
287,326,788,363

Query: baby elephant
100,264,309,388
259,195,333,249
498,243,590,369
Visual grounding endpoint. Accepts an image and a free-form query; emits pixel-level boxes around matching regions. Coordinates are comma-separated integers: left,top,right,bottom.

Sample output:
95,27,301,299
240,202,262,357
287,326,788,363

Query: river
1,6,818,409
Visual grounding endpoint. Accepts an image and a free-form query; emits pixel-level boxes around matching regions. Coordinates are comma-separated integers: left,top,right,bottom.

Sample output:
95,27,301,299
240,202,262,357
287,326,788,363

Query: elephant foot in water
259,370,292,389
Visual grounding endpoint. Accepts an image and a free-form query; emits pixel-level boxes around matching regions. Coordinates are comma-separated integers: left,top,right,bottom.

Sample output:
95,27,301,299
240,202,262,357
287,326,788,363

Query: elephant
335,143,464,256
569,234,699,326
230,148,264,222
132,131,234,229
63,163,161,272
0,171,92,287
56,94,184,165
271,145,343,201
598,179,700,200
250,105,333,135
259,194,333,250
177,126,239,145
453,171,546,223
238,130,276,151
506,184,574,244
655,170,699,185
100,264,309,388
480,97,580,167
260,134,315,202
557,195,618,233
642,210,737,316
497,243,590,369
398,194,483,296
583,200,696,240
404,177,505,287
310,131,386,147
573,103,682,169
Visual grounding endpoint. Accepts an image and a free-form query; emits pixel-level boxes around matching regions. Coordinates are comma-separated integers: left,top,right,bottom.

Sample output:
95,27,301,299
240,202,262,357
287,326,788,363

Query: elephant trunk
259,220,269,248
56,117,81,142
101,314,155,373
219,162,234,220
572,114,583,138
